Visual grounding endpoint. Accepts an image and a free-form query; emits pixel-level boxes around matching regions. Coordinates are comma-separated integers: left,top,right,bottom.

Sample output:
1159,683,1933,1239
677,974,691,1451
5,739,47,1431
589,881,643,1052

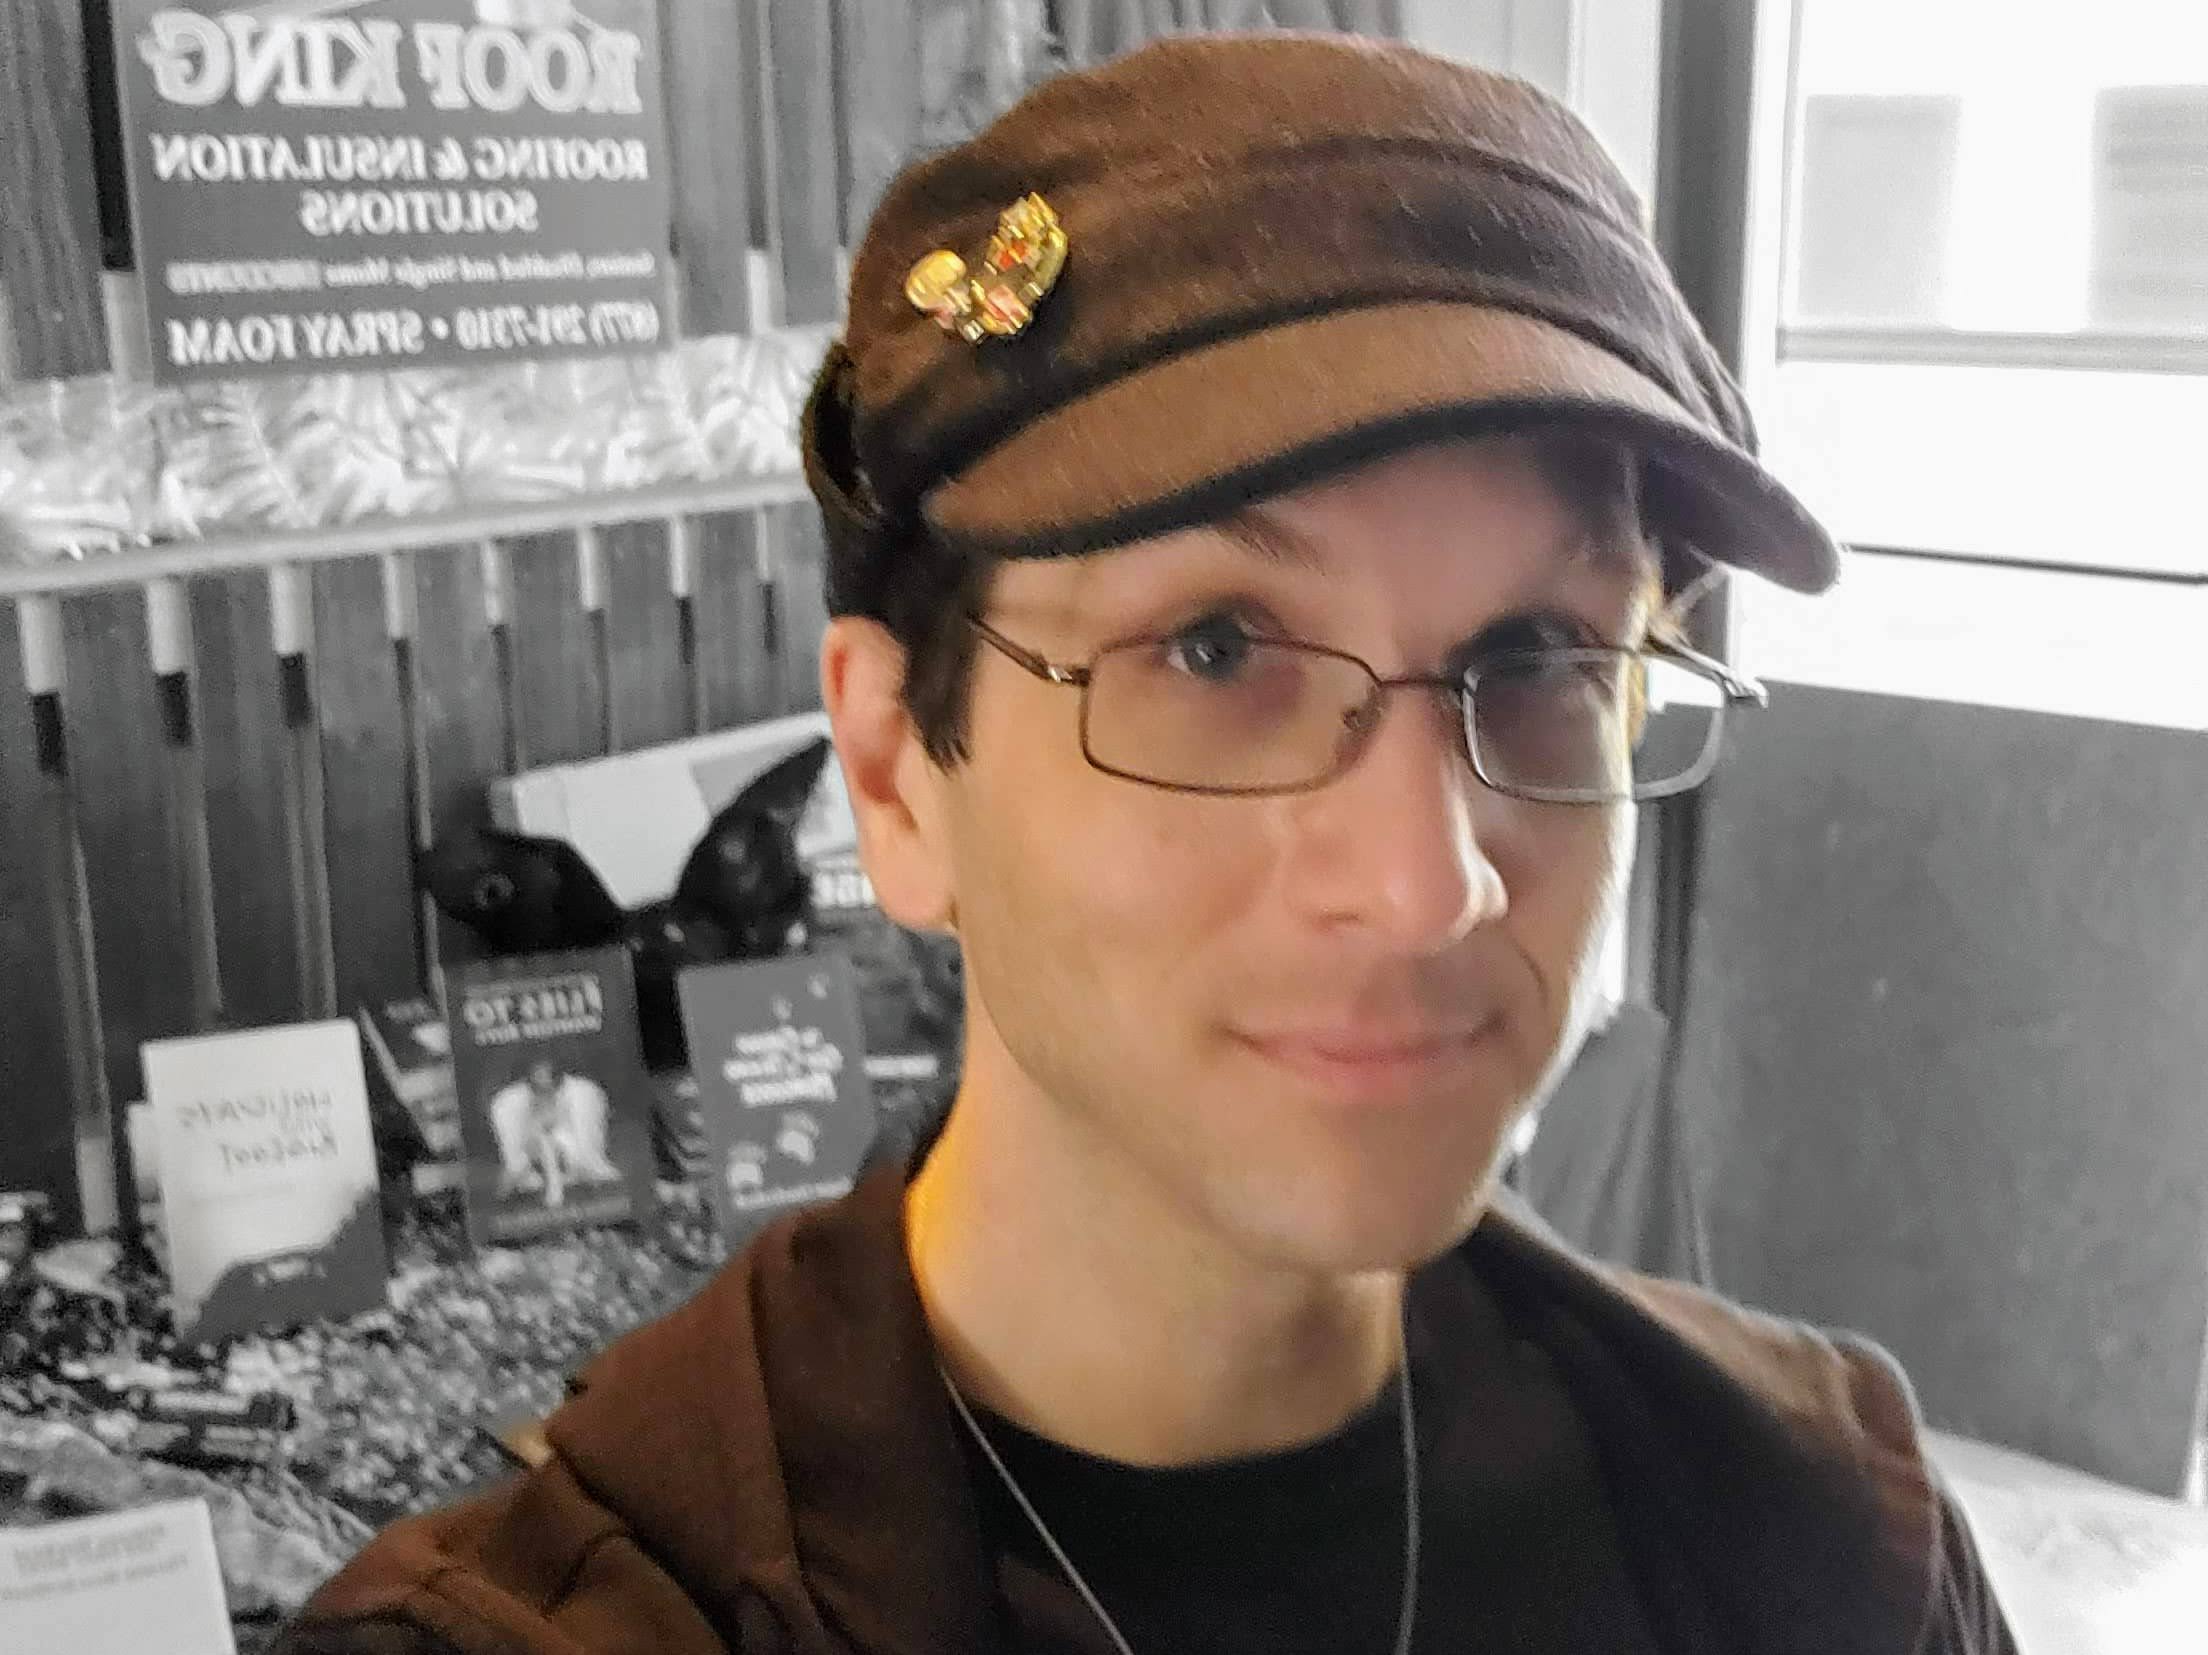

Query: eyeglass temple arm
968,615,1092,687
1649,636,1769,708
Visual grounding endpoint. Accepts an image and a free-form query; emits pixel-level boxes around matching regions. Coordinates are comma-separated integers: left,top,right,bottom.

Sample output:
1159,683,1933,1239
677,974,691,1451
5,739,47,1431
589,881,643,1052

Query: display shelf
0,1182,730,1649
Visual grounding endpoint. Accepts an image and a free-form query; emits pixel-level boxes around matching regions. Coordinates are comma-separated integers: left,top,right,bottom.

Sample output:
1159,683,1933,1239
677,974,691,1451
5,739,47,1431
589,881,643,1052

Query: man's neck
904,1072,1407,1468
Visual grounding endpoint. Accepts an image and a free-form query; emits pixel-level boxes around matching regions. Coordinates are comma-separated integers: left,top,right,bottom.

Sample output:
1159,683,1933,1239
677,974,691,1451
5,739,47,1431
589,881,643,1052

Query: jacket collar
1468,1192,1942,1655
548,1163,998,1654
546,1164,1939,1655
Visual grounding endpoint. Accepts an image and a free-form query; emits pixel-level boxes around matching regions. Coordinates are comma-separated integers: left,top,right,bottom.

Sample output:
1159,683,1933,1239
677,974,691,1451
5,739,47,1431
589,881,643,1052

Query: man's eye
1161,614,1260,682
1466,612,1599,664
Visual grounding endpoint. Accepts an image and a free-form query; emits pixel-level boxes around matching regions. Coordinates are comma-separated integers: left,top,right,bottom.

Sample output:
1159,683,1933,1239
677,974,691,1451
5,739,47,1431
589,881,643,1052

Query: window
1784,1,2208,356
1731,0,2208,729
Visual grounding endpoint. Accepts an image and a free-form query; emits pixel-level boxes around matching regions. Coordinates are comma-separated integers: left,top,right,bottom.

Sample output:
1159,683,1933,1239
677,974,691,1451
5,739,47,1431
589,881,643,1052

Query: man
282,34,2016,1654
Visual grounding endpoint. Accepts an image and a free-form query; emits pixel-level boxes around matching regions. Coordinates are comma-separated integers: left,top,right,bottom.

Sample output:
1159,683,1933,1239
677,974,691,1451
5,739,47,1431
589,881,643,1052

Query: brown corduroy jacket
277,1160,2016,1655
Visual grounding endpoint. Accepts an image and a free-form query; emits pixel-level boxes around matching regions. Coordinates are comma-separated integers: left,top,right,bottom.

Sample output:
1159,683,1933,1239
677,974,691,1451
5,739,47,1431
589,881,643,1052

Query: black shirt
959,1255,1669,1653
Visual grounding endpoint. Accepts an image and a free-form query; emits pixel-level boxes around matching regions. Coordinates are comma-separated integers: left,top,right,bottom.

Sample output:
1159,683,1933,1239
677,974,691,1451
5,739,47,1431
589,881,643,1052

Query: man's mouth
1231,1018,1500,1099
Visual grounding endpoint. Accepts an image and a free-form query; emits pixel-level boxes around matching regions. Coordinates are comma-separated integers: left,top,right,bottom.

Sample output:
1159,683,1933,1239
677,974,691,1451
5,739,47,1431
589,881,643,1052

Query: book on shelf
447,946,659,1247
141,1019,389,1344
679,952,874,1243
357,993,465,1196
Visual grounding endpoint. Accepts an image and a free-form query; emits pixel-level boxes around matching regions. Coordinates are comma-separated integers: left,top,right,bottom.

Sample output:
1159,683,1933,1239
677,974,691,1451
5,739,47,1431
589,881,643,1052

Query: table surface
1927,1429,2208,1654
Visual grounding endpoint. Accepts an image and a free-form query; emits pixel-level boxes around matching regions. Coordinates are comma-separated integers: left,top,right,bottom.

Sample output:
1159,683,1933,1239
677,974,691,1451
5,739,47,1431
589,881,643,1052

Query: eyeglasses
967,614,1767,804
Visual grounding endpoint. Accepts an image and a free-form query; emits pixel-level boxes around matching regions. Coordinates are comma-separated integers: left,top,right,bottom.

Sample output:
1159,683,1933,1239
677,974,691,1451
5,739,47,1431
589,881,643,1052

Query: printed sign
680,953,875,1243
142,1019,390,1344
448,946,658,1245
111,0,674,382
0,1499,237,1655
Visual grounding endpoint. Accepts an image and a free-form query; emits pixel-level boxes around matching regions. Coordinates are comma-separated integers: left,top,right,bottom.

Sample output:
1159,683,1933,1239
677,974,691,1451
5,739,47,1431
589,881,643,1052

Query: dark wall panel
506,534,604,771
410,549,511,971
64,591,192,1117
314,560,420,1012
0,0,109,375
690,515,775,733
1674,683,2208,1495
602,521,688,753
0,604,78,1226
192,572,304,1031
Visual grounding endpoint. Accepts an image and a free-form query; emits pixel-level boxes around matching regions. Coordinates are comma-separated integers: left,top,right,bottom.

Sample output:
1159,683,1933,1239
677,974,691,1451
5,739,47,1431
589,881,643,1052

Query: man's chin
1216,1162,1504,1278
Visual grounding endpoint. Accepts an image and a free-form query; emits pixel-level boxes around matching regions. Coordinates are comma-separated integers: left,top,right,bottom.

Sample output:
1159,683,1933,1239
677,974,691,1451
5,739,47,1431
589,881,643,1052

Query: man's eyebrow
1212,500,1658,600
1554,498,1657,573
1545,524,1659,604
1211,504,1330,569
1472,530,1660,651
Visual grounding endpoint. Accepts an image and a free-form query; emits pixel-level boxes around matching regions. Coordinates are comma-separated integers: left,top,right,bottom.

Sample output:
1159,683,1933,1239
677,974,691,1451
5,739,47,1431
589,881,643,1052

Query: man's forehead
1221,433,1650,569
993,433,1657,612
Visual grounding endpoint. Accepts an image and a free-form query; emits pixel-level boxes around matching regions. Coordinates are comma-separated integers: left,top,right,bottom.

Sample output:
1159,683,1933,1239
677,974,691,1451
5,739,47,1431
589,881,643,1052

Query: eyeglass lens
1079,638,1725,800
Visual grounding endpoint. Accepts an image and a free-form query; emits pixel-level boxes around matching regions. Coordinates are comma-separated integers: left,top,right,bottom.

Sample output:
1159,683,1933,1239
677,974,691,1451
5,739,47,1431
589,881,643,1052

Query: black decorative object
422,739,832,1071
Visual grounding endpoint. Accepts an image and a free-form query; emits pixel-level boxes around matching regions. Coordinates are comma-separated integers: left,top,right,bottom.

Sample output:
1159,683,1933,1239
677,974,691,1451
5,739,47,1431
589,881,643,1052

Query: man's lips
1231,1019,1500,1094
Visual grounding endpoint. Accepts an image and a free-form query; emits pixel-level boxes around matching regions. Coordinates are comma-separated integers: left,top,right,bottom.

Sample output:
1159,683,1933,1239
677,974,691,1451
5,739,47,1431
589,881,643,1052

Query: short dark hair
886,428,1658,768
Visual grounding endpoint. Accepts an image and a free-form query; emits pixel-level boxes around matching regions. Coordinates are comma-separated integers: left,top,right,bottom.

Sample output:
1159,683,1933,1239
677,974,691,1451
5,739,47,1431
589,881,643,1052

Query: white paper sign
0,1498,236,1655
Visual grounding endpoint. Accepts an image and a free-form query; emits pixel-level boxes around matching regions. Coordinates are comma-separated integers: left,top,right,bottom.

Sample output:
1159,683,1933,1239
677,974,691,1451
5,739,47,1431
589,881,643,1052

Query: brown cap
804,33,1840,618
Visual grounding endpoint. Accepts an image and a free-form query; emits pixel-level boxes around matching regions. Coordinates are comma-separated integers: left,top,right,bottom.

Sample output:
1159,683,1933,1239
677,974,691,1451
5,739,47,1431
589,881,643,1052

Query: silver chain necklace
939,1313,1420,1655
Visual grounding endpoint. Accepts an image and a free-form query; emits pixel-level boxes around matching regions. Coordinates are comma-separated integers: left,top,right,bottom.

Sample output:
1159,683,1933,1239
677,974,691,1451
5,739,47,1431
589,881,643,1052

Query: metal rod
670,516,710,734
575,524,608,614
268,564,313,657
0,472,812,600
16,596,63,694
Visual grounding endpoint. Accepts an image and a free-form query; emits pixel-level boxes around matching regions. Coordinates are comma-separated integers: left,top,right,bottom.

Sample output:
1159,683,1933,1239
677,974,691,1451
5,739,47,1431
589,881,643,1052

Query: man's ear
820,617,958,933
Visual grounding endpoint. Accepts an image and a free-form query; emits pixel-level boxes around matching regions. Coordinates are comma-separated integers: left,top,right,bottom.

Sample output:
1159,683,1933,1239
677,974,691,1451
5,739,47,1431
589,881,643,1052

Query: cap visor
922,301,1838,593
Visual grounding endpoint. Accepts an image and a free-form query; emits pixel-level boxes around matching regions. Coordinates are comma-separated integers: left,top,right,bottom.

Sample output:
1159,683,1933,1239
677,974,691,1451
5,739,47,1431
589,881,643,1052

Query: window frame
1729,0,2208,730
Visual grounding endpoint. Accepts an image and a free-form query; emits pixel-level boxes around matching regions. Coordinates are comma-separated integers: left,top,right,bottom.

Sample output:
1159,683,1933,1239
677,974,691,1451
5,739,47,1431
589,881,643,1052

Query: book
140,1020,389,1346
679,953,875,1242
0,1497,237,1655
447,947,659,1247
357,995,464,1195
804,848,963,1154
648,1070,712,1181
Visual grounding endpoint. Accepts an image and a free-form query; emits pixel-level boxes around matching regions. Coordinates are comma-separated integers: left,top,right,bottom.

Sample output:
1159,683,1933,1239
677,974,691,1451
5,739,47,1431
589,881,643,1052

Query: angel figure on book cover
489,1060,620,1208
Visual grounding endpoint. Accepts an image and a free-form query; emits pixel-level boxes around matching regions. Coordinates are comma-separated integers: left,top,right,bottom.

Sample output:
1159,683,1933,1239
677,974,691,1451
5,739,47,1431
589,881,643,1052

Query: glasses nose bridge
1335,663,1471,768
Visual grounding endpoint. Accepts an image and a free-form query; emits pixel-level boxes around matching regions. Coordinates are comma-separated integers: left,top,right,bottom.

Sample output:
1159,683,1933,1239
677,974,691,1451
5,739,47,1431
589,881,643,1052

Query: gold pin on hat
906,193,1068,342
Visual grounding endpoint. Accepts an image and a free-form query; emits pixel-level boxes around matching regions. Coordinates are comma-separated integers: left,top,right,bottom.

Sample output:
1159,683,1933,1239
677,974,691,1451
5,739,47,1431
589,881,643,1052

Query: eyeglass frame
965,612,1770,805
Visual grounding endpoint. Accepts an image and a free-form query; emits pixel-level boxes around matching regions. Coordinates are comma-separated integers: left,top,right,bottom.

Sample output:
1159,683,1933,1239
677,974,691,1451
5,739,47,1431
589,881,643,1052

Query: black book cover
448,947,659,1247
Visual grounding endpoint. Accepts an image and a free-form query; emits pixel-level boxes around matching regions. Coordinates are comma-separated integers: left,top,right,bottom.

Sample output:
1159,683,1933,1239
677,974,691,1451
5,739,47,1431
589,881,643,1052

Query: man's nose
1279,685,1508,951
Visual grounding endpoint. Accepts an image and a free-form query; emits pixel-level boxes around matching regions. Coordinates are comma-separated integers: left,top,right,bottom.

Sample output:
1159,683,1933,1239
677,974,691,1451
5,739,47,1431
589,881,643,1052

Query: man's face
917,436,1646,1273
527,1061,558,1094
